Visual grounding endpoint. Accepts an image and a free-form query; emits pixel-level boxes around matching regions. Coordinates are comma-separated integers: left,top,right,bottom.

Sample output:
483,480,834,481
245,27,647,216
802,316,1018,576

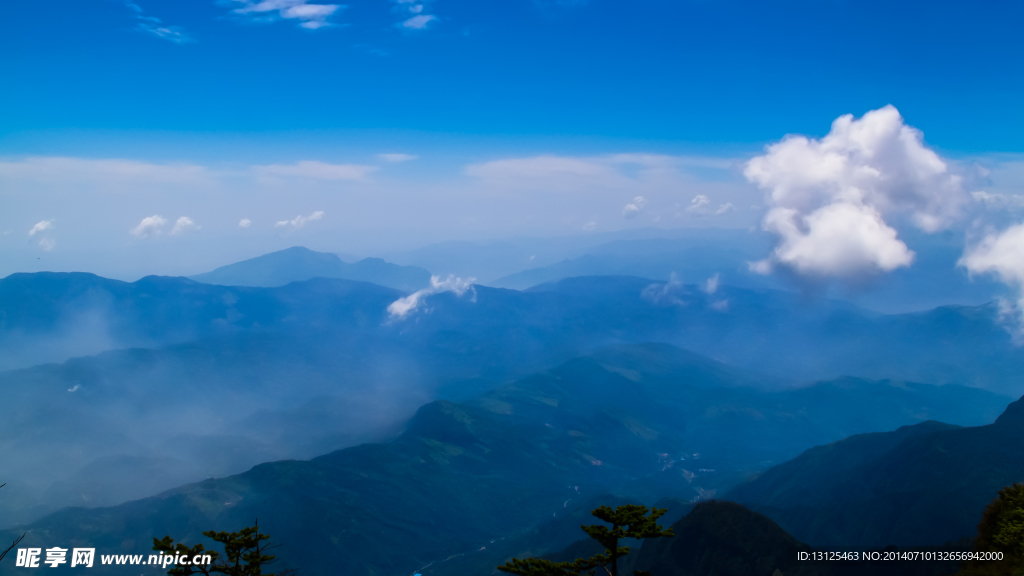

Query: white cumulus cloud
745,105,967,279
275,210,324,230
754,203,915,277
130,215,168,238
170,216,199,235
388,275,476,319
239,218,252,228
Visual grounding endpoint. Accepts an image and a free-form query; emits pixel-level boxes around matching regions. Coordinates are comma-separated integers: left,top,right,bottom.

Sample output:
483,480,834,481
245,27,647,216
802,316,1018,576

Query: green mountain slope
727,395,1024,546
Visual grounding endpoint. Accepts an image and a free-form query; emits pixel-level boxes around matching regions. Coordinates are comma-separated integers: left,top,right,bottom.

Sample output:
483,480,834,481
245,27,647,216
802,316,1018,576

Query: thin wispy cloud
0,157,209,187
239,218,252,228
394,0,437,30
622,196,646,219
684,195,734,216
125,2,196,44
230,0,343,29
687,195,710,214
275,210,324,230
703,273,720,295
466,155,620,185
464,153,746,231
29,220,57,252
379,153,419,163
254,161,377,181
387,275,476,320
973,191,1024,212
28,220,53,237
402,14,437,29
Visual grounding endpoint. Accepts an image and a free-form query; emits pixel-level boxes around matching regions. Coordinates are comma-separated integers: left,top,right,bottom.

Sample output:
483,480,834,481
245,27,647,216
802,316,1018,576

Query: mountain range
0,343,1010,575
3,260,1024,526
2,243,1023,575
388,230,1004,314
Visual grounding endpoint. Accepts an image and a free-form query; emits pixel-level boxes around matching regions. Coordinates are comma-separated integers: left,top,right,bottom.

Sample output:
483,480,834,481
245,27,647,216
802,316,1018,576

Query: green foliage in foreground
961,483,1024,576
498,504,673,576
153,520,294,576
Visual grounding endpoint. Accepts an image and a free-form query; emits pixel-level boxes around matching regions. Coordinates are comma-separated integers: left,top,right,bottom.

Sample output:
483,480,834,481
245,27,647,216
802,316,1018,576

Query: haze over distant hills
7,268,1024,392
189,246,432,292
371,227,1003,313
383,228,774,284
0,343,1009,575
3,262,1024,524
2,240,1023,572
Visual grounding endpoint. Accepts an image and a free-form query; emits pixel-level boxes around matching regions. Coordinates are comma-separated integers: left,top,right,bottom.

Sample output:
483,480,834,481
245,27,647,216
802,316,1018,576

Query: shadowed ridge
630,500,821,576
993,394,1024,431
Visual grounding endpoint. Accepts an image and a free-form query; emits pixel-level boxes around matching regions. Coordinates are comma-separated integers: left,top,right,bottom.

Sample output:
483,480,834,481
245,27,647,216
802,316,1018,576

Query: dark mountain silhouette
629,501,961,576
728,395,1024,547
189,246,432,292
631,501,824,576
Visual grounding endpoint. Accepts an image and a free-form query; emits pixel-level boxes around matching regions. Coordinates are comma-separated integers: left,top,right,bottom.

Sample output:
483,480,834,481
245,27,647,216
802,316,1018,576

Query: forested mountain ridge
728,394,1024,546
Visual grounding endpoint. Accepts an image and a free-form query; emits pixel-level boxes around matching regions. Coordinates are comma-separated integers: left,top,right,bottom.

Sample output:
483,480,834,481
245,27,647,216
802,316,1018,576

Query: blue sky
2,0,1024,282
4,0,1023,147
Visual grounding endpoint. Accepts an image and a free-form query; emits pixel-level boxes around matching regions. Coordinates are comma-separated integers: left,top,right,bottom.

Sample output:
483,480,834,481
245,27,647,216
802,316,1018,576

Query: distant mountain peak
189,246,431,292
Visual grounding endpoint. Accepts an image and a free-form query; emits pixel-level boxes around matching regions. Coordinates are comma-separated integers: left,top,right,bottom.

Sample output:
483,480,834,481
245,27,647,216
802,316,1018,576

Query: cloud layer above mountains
3,117,1024,295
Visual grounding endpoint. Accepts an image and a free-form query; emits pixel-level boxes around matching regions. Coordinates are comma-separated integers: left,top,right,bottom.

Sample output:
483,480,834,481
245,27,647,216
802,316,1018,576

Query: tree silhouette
0,484,25,564
153,519,295,576
961,482,1024,576
498,504,674,576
